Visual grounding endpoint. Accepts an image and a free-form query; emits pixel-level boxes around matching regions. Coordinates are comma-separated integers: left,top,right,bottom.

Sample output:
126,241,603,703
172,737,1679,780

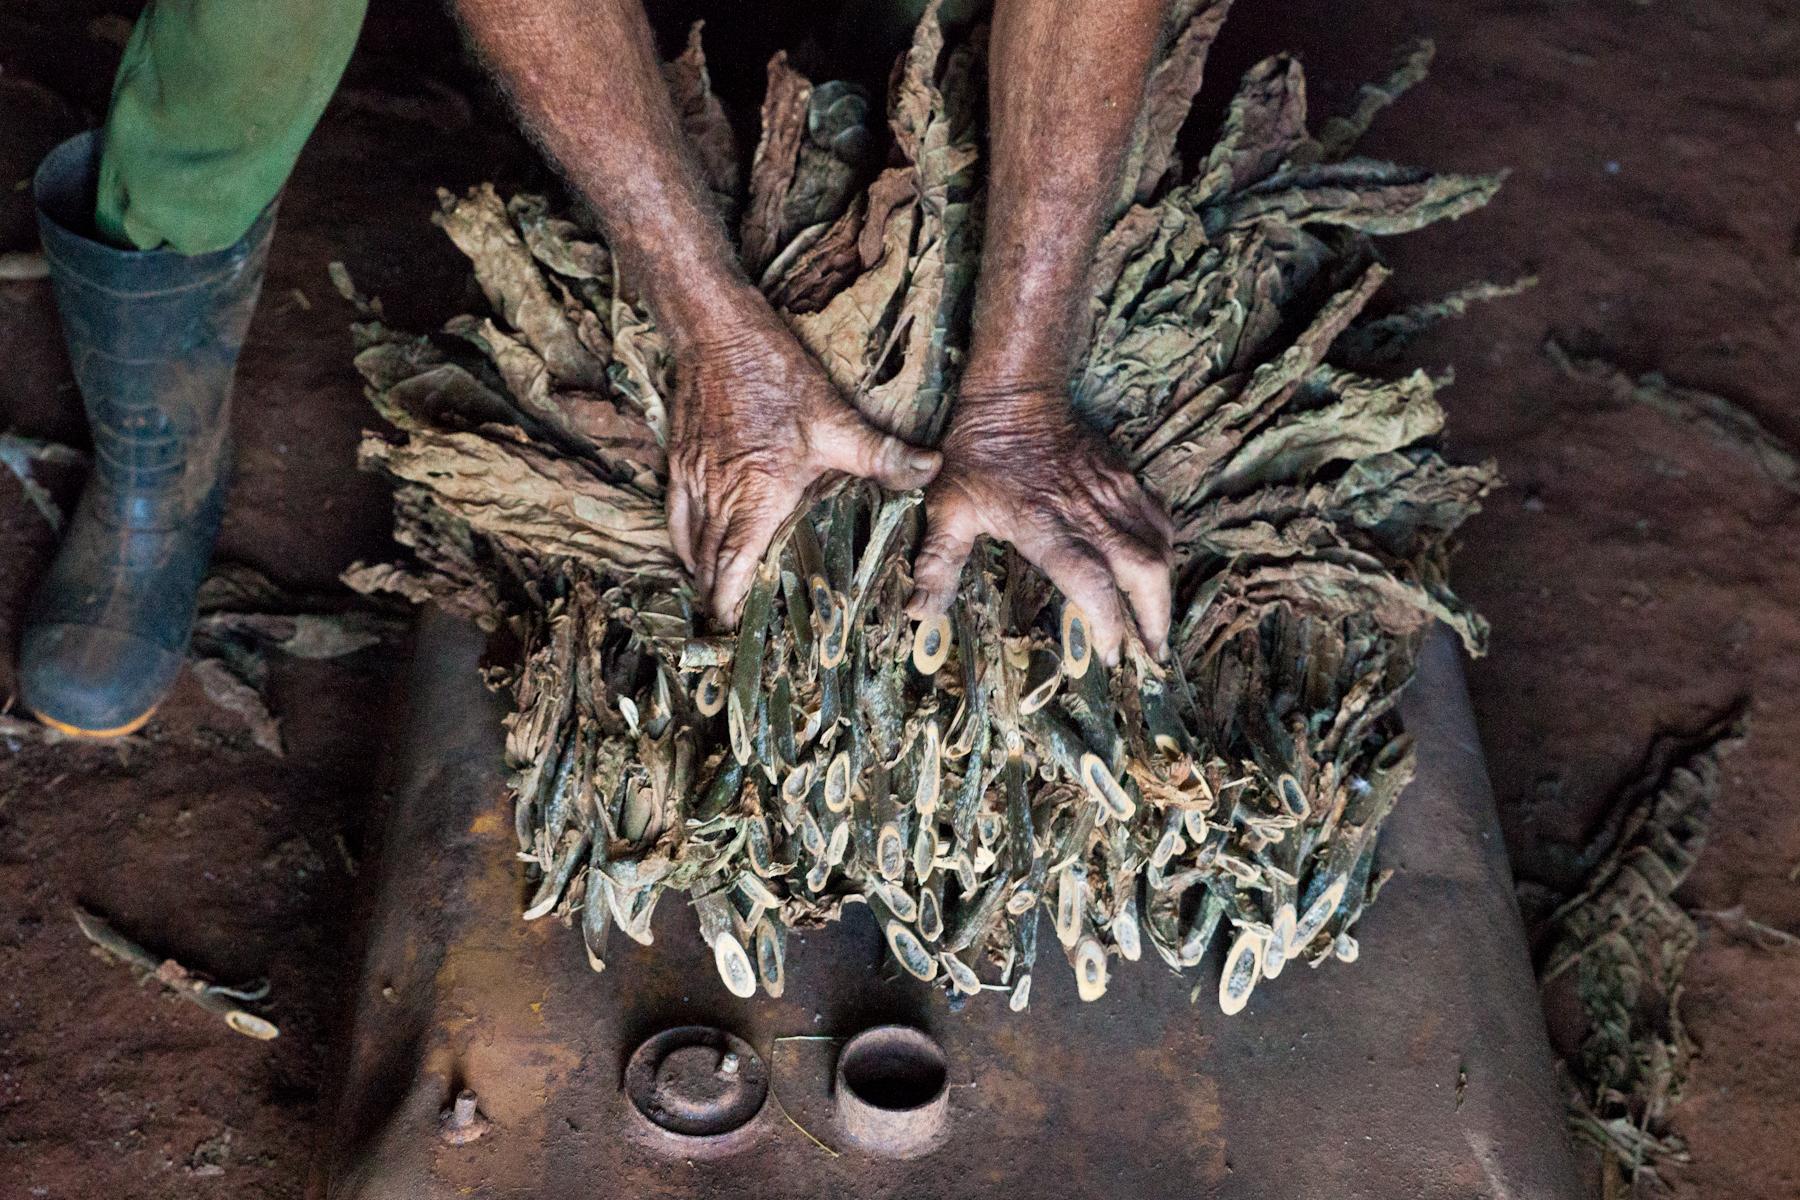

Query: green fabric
96,0,368,254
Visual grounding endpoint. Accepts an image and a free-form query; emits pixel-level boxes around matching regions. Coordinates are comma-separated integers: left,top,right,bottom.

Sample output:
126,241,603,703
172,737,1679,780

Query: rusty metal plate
319,617,1582,1200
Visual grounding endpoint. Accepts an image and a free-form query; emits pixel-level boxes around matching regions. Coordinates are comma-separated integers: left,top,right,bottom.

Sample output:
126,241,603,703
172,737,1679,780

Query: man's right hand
667,304,941,626
454,0,938,627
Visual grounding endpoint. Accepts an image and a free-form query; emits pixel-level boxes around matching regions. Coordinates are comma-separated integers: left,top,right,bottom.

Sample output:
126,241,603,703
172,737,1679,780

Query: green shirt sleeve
96,0,368,254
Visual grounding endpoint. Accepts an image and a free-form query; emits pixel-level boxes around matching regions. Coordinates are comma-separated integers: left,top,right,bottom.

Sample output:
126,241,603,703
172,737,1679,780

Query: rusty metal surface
317,612,1583,1200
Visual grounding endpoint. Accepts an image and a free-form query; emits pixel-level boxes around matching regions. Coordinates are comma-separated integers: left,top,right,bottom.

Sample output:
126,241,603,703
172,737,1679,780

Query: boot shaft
16,133,278,734
34,132,274,528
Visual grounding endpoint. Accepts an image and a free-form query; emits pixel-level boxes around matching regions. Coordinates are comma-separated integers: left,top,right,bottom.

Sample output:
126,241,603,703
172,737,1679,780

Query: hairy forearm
961,0,1170,406
459,1,943,624
454,0,756,347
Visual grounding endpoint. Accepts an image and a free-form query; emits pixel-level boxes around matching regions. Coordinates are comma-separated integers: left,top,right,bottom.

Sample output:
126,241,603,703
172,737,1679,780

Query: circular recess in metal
834,1024,950,1158
623,1025,769,1155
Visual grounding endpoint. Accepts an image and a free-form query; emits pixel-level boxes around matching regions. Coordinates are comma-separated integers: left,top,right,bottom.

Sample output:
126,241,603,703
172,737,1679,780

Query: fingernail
907,451,939,472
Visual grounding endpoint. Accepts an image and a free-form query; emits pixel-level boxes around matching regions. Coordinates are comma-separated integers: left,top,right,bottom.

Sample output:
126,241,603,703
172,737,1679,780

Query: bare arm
456,0,939,624
908,0,1174,663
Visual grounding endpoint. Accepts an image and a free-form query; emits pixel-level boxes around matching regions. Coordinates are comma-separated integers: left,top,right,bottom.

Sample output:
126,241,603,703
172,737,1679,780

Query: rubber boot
18,131,274,737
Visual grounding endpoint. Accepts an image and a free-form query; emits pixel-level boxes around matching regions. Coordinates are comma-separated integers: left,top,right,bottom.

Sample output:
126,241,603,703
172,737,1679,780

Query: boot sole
30,704,157,740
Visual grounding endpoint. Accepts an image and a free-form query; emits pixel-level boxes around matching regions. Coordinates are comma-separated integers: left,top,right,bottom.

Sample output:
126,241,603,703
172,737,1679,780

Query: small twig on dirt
768,1035,843,1157
768,1086,841,1158
333,832,361,876
72,906,279,1040
1696,905,1800,951
0,431,85,531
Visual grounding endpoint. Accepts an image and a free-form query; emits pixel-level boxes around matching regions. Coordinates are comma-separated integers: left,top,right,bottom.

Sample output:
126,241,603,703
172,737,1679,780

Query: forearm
960,0,1169,407
454,0,756,347
461,0,941,624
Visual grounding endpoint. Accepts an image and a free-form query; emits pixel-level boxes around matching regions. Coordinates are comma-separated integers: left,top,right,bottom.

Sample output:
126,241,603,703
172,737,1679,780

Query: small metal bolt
440,1089,492,1146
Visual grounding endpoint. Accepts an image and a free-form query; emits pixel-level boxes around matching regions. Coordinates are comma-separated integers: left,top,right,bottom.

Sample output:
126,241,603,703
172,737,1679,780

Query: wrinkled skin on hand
906,389,1174,665
667,315,941,625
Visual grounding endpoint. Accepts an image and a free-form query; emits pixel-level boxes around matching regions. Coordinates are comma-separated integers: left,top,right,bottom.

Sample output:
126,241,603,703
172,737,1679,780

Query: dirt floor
1,1,1796,1197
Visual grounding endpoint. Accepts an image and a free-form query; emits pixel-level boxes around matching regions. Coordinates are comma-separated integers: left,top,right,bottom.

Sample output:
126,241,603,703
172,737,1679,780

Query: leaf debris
1540,705,1748,1192
1547,337,1800,493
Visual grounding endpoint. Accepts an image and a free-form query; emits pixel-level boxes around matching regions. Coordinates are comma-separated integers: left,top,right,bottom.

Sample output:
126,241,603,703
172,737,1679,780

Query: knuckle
915,549,963,581
914,544,950,567
1114,532,1168,571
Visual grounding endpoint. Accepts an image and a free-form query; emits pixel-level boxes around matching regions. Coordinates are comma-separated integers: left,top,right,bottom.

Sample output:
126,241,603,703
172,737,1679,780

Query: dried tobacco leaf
1547,337,1800,494
432,184,605,391
188,564,405,754
1311,38,1436,163
1540,707,1748,1192
741,52,814,278
347,10,1504,1013
662,20,740,218
190,653,284,755
1334,275,1536,368
1117,0,1234,211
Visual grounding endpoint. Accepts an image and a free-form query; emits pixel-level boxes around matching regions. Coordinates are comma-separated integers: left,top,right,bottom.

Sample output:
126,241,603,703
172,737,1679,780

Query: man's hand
668,311,941,625
905,390,1173,665
455,0,942,629
458,0,1171,633
904,0,1175,665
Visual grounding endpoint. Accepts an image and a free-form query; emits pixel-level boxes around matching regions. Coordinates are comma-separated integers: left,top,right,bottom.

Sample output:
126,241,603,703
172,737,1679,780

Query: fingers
905,499,978,620
667,480,697,575
810,403,941,491
693,513,727,612
1036,544,1131,668
1146,495,1176,548
707,498,797,627
1102,536,1173,657
1075,464,1175,656
1135,496,1177,655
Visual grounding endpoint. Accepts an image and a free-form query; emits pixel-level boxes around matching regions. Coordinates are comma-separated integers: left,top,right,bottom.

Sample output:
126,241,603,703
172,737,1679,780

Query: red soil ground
1,1,1795,1196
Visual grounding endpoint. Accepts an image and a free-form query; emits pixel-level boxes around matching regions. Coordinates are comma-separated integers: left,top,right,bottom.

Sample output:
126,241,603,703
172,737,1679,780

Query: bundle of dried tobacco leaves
341,2,1502,1012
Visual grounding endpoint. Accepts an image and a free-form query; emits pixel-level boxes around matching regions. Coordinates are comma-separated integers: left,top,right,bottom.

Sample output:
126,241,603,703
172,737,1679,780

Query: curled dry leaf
1540,706,1747,1191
